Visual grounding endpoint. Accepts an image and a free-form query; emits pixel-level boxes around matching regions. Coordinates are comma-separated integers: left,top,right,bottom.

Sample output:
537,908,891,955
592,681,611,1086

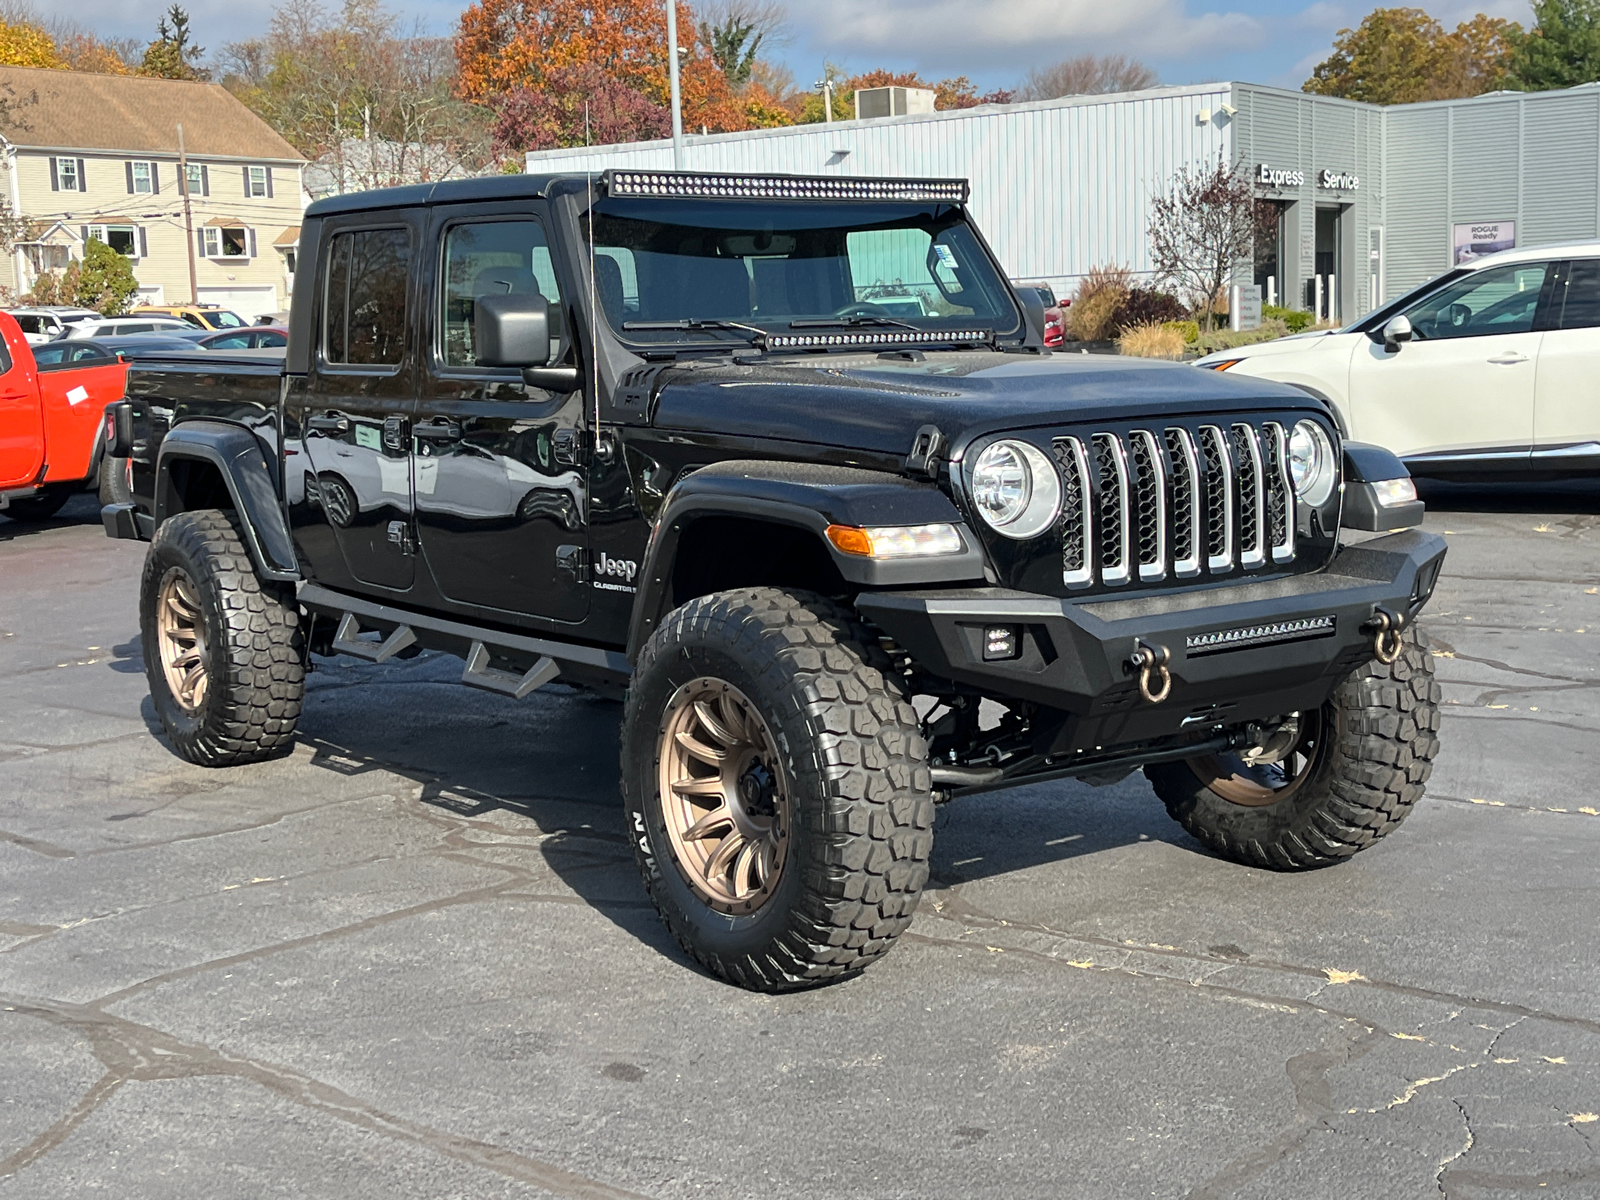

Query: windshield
203,310,248,328
582,198,1021,346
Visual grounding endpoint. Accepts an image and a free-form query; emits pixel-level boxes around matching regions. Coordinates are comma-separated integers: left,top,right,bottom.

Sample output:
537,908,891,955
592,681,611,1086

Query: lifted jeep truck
104,170,1446,991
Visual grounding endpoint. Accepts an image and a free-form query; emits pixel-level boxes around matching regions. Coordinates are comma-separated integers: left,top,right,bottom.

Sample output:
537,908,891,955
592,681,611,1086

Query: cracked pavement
1,487,1597,1199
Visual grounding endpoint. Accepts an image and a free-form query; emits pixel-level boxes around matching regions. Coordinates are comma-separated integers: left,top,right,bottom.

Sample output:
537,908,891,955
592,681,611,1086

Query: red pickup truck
0,314,129,521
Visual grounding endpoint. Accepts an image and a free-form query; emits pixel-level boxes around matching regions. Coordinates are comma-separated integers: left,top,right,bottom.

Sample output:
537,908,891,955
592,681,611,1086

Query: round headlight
971,439,1060,539
1288,420,1337,507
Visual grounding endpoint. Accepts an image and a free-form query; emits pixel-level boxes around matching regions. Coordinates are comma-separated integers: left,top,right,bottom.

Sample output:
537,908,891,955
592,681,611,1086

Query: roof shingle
0,66,303,162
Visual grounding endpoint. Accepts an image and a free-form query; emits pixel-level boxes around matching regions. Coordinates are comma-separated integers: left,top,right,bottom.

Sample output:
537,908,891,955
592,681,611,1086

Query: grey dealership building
529,80,1600,323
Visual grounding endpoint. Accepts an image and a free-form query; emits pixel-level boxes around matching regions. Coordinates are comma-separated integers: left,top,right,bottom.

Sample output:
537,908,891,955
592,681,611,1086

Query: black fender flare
1340,440,1424,531
156,419,300,581
626,460,989,660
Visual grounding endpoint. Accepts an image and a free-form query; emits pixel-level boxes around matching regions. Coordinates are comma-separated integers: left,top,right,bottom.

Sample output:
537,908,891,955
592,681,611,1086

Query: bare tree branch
1017,53,1158,101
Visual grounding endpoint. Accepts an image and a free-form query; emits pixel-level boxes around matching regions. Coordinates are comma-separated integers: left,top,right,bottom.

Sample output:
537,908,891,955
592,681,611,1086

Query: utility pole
665,0,684,169
177,123,198,305
815,77,835,123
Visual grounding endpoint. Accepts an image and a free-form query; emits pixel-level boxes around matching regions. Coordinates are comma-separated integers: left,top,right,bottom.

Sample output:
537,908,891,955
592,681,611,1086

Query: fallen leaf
1542,1055,1567,1065
1572,1113,1599,1123
1324,968,1367,985
1432,650,1456,658
1580,808,1599,817
986,946,1004,953
1065,959,1095,969
1391,1032,1427,1041
1493,1056,1518,1064
1587,588,1598,595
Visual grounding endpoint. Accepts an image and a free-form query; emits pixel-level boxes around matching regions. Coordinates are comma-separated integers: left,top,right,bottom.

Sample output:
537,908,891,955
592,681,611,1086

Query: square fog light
983,626,1020,661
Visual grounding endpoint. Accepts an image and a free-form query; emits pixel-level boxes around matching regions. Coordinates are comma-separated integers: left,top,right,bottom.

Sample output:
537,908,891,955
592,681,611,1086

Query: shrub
1115,287,1187,333
1067,264,1133,341
1167,319,1200,345
1117,322,1187,360
1263,304,1315,334
1192,317,1290,356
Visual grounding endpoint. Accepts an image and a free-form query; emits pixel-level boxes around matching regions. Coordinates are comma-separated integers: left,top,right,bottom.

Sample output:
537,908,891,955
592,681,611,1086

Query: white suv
5,307,103,344
1197,243,1600,478
63,316,196,340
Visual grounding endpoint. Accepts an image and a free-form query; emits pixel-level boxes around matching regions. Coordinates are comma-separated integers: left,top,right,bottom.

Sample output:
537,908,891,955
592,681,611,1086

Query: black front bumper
856,530,1447,754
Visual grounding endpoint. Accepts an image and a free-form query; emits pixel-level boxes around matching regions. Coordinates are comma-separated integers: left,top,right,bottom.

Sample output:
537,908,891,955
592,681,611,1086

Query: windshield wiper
622,318,768,347
789,316,920,332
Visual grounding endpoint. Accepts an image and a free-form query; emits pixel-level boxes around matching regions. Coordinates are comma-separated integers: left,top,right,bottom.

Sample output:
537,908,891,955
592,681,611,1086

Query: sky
71,0,1537,94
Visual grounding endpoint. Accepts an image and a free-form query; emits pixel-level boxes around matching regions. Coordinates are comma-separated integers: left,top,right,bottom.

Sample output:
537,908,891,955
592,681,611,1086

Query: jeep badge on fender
104,168,1445,993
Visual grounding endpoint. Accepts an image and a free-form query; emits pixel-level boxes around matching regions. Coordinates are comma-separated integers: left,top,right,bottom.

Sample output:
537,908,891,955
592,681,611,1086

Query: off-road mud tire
140,509,304,766
1146,627,1441,870
622,587,935,991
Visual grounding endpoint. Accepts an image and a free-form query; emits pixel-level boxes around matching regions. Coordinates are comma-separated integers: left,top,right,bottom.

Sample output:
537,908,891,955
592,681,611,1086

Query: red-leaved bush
491,64,670,156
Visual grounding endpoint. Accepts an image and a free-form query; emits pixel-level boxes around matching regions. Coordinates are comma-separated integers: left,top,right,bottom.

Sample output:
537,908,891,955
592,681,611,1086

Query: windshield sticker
934,244,958,267
355,425,381,450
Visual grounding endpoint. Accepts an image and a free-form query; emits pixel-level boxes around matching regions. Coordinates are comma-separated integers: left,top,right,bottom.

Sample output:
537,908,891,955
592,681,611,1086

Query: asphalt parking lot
1,487,1597,1200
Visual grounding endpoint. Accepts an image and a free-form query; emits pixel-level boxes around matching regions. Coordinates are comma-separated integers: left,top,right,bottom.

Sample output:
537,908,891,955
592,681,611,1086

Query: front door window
412,214,589,623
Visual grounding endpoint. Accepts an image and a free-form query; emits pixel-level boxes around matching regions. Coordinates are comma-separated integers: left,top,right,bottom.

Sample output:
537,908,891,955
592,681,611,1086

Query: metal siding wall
527,86,1232,295
1520,91,1600,245
1382,107,1450,298
1450,100,1520,227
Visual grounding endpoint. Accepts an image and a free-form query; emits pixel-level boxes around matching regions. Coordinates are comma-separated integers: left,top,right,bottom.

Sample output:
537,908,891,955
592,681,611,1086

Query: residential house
0,66,305,320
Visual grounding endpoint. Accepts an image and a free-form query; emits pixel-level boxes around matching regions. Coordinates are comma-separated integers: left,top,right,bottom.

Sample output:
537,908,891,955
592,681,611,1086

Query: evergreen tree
1510,0,1600,89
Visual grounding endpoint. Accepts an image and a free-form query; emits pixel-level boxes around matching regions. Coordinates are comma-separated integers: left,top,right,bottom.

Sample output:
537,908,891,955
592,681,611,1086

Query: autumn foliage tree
456,0,744,146
490,62,669,152
0,19,64,68
1305,7,1520,103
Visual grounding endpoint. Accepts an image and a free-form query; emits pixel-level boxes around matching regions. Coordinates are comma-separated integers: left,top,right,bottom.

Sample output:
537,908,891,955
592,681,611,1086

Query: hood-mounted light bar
603,170,969,204
764,328,993,350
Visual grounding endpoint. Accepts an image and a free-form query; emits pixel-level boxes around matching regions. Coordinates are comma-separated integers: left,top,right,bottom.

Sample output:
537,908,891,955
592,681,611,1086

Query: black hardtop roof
302,169,972,218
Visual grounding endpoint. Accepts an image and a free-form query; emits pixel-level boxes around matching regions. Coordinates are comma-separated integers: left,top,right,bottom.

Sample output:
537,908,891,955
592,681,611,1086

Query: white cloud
792,0,1265,72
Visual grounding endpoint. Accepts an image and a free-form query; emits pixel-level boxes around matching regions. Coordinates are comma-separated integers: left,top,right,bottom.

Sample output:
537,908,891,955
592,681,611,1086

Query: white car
63,316,197,340
1197,242,1600,477
5,307,102,344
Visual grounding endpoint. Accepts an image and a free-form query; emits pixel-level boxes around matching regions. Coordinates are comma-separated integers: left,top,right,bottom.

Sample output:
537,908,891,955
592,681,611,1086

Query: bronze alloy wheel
156,567,210,714
656,678,791,915
1190,710,1328,807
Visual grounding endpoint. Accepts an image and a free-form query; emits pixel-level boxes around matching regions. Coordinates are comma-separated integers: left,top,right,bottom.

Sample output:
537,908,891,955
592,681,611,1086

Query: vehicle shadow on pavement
1417,477,1600,514
0,492,103,541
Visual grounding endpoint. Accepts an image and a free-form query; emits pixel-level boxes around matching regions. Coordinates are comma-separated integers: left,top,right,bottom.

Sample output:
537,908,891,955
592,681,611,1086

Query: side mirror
1381,314,1413,351
474,293,581,392
475,293,551,369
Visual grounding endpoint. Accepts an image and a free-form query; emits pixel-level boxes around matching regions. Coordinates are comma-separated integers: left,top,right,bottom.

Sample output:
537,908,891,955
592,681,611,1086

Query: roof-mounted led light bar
603,170,969,204
764,328,993,350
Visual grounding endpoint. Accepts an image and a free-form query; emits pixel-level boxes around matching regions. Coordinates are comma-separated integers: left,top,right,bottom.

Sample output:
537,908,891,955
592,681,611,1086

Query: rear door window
324,228,410,366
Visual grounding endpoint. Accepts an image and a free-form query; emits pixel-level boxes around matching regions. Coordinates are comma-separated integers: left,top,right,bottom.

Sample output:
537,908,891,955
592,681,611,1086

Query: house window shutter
125,161,134,193
265,166,273,198
243,165,251,194
138,227,148,258
151,164,159,194
248,228,257,258
77,159,86,189
198,229,207,258
80,225,90,246
49,158,59,190
201,165,209,196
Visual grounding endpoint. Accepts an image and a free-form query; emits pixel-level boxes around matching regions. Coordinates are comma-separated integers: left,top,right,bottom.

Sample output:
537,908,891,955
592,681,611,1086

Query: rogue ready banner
1453,221,1516,265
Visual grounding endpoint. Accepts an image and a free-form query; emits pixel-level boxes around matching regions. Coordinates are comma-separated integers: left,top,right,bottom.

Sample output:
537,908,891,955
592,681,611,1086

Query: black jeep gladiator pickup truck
102,169,1445,991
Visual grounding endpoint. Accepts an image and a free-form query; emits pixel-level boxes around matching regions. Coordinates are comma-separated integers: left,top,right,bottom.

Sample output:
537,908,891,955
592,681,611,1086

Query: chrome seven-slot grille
1051,420,1297,590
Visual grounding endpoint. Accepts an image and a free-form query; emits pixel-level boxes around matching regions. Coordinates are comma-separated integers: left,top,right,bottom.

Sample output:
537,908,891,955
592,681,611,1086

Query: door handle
306,414,349,433
1487,352,1529,364
413,421,462,442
